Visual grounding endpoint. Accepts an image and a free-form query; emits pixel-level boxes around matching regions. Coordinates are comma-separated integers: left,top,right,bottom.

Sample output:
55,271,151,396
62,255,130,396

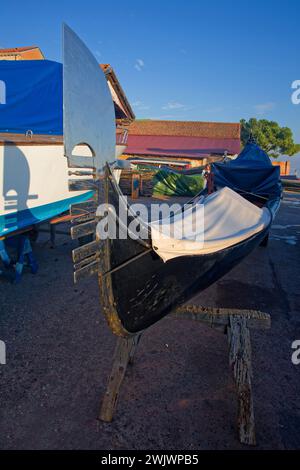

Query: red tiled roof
125,134,241,159
0,46,39,53
129,120,240,140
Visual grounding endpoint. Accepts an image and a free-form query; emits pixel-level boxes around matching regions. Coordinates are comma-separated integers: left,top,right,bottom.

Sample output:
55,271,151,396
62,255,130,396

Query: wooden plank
72,240,101,263
227,315,256,446
67,155,95,169
99,336,138,422
173,305,271,330
70,220,97,239
68,179,97,192
74,259,99,283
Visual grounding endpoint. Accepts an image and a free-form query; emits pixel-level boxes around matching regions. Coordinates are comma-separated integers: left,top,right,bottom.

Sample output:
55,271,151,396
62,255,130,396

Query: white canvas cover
150,187,271,262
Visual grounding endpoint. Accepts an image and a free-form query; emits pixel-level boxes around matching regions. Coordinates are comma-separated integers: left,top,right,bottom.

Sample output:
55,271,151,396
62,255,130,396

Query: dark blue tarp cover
0,60,63,134
212,142,281,198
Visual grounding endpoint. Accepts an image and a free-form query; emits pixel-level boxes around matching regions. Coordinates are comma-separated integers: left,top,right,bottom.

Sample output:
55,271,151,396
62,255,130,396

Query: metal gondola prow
62,24,116,282
63,23,116,173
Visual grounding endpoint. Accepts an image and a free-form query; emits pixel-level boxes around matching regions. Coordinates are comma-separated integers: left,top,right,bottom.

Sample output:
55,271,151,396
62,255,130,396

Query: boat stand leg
99,334,141,422
227,315,256,446
50,223,56,248
0,239,11,279
173,305,270,445
0,239,11,268
14,236,38,283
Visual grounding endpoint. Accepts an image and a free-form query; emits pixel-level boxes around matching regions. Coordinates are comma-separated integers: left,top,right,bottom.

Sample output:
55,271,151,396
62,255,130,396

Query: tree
240,118,300,158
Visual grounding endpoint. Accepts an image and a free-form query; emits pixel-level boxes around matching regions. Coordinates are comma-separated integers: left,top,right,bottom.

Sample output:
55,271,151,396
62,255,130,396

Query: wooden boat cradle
65,164,272,446
99,306,271,447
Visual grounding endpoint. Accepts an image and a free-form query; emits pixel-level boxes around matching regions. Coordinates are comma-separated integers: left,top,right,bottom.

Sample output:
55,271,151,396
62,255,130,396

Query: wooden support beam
99,305,270,446
227,315,256,446
99,335,140,422
173,304,270,445
173,305,271,330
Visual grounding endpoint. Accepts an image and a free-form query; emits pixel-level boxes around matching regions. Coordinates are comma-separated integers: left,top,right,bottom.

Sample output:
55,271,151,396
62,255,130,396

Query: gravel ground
0,192,300,450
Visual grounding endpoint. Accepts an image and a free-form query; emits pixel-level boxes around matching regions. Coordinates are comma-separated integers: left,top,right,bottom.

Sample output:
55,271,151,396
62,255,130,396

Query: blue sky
1,0,300,167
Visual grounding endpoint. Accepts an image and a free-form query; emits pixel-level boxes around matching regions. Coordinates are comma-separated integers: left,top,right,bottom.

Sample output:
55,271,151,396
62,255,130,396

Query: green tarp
152,168,205,197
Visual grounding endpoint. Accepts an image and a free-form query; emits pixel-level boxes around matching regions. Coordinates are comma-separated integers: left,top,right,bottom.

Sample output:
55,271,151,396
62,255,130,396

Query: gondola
63,25,282,338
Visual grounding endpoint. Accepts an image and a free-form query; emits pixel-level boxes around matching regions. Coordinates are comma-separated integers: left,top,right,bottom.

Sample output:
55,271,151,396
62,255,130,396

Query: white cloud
132,100,150,110
253,102,275,115
134,58,145,72
162,101,186,110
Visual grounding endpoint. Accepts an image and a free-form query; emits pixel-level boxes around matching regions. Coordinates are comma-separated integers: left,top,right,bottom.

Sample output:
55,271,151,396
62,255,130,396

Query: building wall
272,161,290,176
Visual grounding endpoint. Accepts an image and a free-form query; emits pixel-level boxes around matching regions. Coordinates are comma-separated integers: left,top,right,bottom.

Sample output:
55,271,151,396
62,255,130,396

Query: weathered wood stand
99,306,270,446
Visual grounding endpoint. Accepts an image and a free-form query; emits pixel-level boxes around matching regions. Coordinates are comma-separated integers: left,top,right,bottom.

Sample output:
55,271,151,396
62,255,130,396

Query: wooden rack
99,305,271,446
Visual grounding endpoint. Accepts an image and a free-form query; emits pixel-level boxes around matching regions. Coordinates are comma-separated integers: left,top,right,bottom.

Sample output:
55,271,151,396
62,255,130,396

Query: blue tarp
0,60,63,135
212,142,282,198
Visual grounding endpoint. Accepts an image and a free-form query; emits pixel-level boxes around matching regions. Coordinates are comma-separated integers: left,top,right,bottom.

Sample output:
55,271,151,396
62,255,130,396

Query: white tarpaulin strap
150,187,271,262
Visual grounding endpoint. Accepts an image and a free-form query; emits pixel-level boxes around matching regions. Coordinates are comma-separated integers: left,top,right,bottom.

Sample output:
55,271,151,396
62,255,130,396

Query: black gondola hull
98,175,273,336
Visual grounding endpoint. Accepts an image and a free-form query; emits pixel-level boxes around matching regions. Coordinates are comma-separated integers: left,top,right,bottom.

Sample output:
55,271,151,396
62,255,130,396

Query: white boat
0,138,93,238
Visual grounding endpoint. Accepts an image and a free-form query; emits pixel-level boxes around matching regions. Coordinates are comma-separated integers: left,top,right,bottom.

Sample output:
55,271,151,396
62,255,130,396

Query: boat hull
0,144,93,237
98,175,272,336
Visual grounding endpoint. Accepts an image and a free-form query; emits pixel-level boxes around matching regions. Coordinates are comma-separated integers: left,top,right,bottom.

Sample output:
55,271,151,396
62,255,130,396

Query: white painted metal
63,24,116,175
